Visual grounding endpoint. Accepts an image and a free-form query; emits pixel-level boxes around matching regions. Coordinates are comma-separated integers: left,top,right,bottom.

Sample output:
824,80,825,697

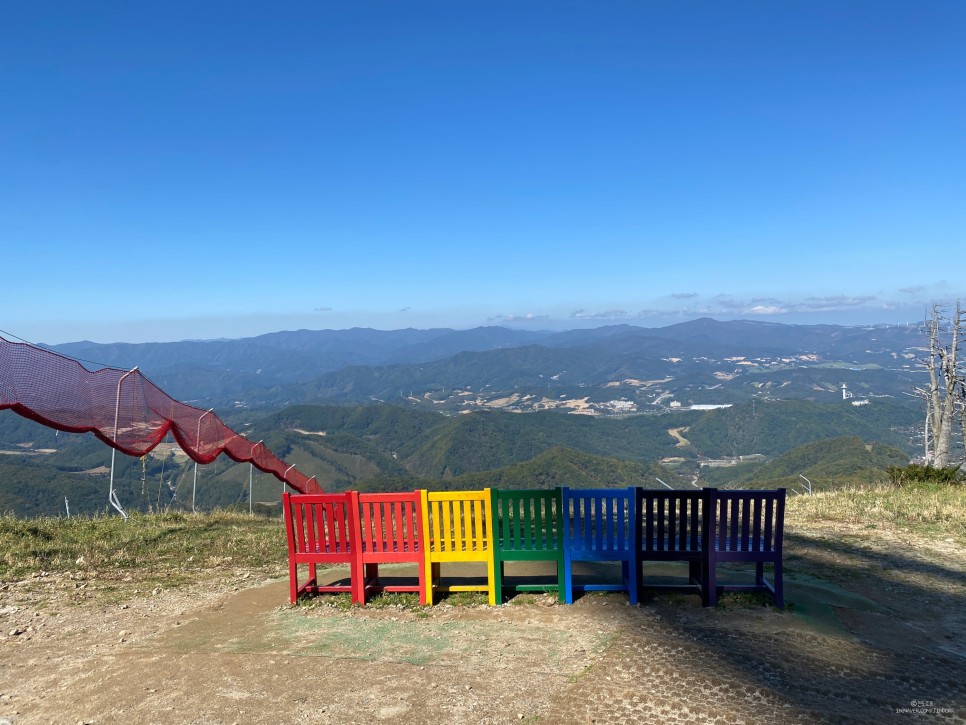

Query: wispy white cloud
747,305,787,315
571,309,630,320
521,286,958,332
489,312,550,323
797,295,876,312
313,306,334,312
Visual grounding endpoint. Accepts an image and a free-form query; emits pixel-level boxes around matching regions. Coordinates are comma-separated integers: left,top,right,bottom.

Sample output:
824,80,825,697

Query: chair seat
304,544,352,554
361,542,421,554
713,541,778,553
643,536,703,553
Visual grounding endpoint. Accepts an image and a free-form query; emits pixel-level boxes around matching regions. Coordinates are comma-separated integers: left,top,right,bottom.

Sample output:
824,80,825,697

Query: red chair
351,491,428,605
283,492,358,604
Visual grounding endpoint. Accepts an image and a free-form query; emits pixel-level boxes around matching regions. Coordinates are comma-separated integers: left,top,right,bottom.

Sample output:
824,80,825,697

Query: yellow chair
420,489,497,605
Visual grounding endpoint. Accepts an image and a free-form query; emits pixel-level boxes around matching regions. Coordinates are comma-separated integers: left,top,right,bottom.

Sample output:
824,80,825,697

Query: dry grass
0,510,286,584
786,482,966,543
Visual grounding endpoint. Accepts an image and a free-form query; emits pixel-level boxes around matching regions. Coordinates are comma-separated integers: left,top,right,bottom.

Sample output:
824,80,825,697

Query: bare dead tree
923,301,963,467
906,385,932,461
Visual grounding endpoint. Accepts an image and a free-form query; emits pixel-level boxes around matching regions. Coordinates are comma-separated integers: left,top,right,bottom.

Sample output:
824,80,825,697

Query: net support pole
192,408,214,513
108,367,138,521
282,464,295,497
249,440,263,516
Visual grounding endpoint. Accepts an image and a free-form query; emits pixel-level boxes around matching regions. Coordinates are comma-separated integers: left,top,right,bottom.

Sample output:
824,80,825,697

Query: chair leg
351,562,365,606
563,552,574,604
625,559,639,605
556,561,566,604
755,562,764,588
493,560,504,605
772,561,784,608
366,563,379,583
417,557,429,606
705,562,717,607
487,556,498,607
689,560,701,588
426,562,441,606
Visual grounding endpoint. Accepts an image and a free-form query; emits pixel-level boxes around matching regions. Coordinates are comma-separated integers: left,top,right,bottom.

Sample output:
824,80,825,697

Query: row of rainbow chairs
283,487,785,608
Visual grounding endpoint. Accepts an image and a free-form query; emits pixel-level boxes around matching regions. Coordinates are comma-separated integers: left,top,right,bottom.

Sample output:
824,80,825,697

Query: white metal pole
655,477,672,490
192,409,214,513
799,474,812,495
249,440,263,516
282,464,295,497
108,367,137,521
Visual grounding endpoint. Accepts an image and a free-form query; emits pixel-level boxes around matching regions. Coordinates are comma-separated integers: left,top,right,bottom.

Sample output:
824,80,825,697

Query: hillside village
399,344,925,418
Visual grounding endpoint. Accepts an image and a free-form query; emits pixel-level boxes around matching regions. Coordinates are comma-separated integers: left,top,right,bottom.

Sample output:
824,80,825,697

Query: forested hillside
0,397,922,516
699,436,911,490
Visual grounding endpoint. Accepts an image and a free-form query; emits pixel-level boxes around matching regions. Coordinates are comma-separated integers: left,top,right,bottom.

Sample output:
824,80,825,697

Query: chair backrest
709,489,785,554
562,487,636,556
354,491,424,556
283,492,355,557
637,489,707,554
492,488,563,554
421,489,492,557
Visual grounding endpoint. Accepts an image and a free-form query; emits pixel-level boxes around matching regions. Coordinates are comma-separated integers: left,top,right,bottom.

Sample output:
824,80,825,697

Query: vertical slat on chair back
425,490,491,554
357,492,423,554
563,488,635,554
285,493,353,555
638,490,705,553
494,489,560,552
712,489,786,553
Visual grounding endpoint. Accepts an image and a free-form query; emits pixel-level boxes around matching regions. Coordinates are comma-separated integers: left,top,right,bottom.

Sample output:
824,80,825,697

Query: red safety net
0,336,322,494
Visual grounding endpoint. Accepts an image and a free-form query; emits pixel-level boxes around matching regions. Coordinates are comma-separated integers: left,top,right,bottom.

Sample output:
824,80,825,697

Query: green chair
490,488,566,604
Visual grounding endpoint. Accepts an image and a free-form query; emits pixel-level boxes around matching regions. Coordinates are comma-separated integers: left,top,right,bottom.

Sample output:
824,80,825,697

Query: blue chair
561,487,638,604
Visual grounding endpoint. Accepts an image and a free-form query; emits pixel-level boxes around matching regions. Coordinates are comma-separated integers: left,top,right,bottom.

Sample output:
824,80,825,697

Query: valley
0,318,954,517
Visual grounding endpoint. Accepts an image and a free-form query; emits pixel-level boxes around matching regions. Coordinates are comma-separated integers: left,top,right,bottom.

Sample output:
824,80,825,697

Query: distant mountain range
47,318,929,414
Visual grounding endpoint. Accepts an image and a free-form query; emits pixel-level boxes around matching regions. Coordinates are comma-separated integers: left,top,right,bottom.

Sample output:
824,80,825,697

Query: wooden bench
705,488,786,607
561,486,639,604
420,489,497,605
352,490,428,605
491,488,565,604
637,488,708,603
283,491,358,604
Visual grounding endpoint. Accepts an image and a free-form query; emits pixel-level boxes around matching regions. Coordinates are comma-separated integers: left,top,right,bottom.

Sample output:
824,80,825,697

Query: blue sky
1,1,963,344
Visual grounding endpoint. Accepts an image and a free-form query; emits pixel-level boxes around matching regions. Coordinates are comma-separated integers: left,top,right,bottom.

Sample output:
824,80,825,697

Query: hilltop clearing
0,487,963,723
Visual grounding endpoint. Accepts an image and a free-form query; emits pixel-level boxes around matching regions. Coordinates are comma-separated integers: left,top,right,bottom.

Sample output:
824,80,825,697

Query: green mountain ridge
699,436,910,490
0,398,924,516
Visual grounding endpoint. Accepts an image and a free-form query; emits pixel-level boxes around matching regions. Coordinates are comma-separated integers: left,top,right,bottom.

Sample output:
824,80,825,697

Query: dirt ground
1,521,965,724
